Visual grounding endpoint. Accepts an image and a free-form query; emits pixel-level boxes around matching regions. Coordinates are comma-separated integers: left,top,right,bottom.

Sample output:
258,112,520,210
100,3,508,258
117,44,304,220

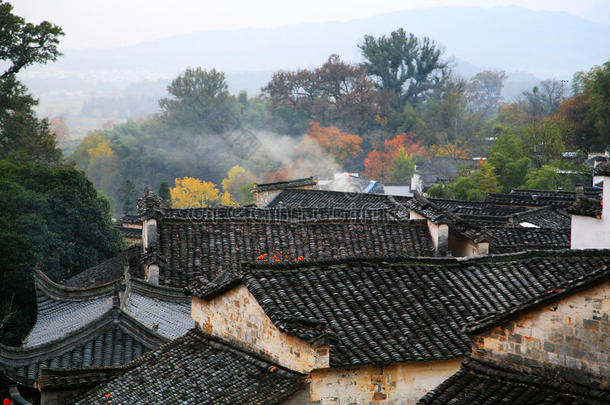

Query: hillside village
1,169,609,404
1,1,610,404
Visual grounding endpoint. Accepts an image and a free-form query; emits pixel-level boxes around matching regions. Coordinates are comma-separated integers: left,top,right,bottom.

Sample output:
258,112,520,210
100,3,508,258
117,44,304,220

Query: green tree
522,165,558,190
158,181,172,207
0,160,124,344
487,134,530,192
581,61,610,145
118,179,137,215
159,67,240,134
524,117,567,167
359,28,448,108
0,2,64,164
390,148,416,182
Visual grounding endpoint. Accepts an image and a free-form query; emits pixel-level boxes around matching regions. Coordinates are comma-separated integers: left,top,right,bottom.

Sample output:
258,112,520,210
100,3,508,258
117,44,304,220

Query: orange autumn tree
297,122,363,165
364,133,428,181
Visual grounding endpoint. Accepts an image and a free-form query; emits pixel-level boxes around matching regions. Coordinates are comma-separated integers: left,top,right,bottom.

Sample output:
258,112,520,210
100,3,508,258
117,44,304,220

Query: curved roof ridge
0,310,167,364
129,277,190,302
35,268,117,302
239,248,610,273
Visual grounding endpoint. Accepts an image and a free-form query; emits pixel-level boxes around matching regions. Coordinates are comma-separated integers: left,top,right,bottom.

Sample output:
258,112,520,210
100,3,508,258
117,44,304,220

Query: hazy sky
10,0,610,49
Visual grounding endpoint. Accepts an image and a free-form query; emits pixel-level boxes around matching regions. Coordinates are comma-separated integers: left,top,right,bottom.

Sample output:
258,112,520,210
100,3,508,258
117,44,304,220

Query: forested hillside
71,27,610,212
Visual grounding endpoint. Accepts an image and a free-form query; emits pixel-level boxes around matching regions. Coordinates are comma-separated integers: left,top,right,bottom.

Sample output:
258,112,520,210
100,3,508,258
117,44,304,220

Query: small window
519,221,539,228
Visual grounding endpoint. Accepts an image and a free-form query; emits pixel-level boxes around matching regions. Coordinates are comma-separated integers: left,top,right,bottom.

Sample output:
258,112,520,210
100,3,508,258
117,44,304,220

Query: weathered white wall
309,359,462,405
410,211,447,255
142,218,157,250
191,285,328,374
571,177,609,249
473,281,610,378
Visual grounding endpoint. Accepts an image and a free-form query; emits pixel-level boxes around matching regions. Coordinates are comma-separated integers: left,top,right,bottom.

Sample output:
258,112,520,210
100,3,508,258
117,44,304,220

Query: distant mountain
18,6,609,125
30,6,609,77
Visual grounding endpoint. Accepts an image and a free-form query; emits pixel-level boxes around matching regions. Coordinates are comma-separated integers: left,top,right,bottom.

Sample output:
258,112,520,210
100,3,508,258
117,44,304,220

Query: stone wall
191,285,328,374
472,281,610,381
308,360,462,405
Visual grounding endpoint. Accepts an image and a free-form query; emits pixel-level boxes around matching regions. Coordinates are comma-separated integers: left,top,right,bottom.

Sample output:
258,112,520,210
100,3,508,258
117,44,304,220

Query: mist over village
0,0,609,404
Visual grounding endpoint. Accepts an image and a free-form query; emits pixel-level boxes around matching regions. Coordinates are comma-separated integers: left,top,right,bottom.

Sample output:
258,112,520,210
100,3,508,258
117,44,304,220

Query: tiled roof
0,311,159,386
64,246,142,288
267,188,411,209
429,198,530,217
509,207,571,228
408,194,489,242
75,329,305,405
123,279,194,340
486,189,601,208
160,207,433,292
566,195,603,218
253,177,316,192
0,271,193,387
38,366,134,391
487,227,570,253
418,358,610,405
236,249,610,367
24,270,116,347
118,225,141,239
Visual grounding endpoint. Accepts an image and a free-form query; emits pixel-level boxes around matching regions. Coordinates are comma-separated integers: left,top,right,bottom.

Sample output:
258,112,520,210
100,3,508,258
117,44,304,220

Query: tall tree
467,70,507,119
521,79,567,117
581,61,610,145
0,160,124,344
359,28,448,108
0,2,64,164
159,67,240,134
262,55,381,134
158,181,172,207
118,179,137,215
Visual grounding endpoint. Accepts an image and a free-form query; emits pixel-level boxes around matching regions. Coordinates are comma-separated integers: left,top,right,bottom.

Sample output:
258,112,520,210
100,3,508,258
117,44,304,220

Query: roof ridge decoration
566,185,603,218
137,188,166,221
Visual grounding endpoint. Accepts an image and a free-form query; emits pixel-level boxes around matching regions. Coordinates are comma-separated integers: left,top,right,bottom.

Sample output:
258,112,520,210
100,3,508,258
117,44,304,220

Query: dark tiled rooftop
253,176,316,192
486,189,601,208
266,188,411,209
566,196,603,218
64,246,142,288
487,227,570,253
235,250,610,367
160,207,433,290
418,358,610,405
509,207,571,229
0,271,193,387
75,329,305,405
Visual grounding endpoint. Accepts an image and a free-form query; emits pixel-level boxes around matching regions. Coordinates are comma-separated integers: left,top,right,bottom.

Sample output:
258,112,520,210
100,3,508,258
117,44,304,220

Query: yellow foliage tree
221,166,256,204
170,177,220,208
221,191,238,206
73,132,115,168
429,143,470,159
